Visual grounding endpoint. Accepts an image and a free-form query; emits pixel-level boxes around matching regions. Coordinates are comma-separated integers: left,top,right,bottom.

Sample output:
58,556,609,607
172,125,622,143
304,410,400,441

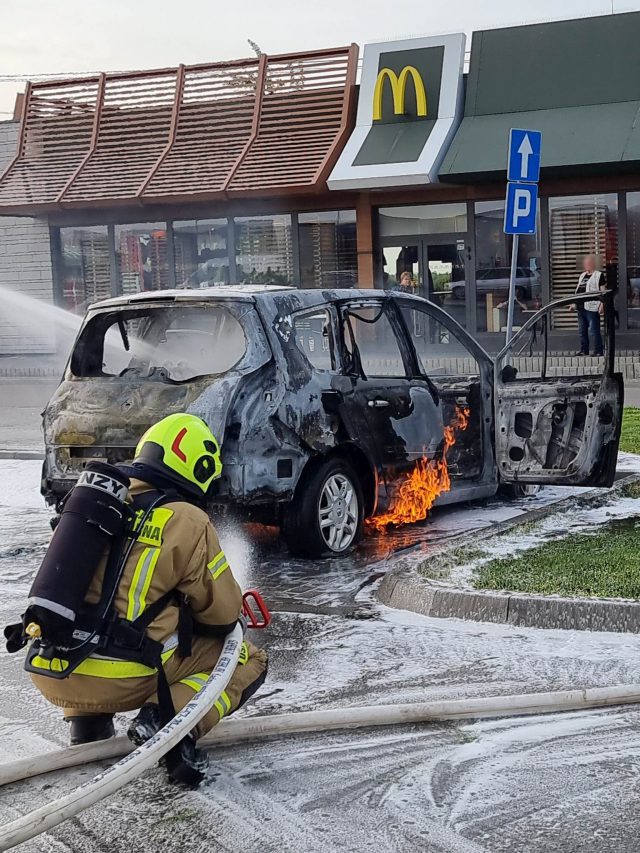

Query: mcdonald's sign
372,66,427,121
329,33,465,189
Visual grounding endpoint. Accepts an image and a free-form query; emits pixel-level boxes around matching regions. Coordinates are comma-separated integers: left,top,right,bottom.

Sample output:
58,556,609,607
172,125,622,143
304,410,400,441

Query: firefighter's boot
68,713,115,745
162,734,209,788
127,703,162,746
128,703,208,787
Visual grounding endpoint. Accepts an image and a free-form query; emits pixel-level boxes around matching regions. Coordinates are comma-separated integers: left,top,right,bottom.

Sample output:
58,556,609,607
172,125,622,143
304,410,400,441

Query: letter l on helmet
134,413,222,498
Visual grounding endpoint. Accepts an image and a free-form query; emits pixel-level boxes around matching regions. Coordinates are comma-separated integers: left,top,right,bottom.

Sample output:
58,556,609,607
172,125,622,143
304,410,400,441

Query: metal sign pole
504,128,541,353
506,233,520,345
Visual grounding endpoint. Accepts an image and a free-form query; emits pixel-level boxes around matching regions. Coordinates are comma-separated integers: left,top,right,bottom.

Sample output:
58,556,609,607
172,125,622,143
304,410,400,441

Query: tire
499,483,541,500
282,457,364,558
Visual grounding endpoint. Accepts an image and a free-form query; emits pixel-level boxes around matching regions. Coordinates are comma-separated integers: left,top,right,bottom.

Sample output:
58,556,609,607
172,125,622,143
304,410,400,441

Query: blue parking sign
504,182,538,234
507,129,542,183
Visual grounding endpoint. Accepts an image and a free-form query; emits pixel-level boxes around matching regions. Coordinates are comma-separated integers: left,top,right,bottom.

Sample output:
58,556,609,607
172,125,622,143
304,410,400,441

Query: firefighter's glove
4,622,28,654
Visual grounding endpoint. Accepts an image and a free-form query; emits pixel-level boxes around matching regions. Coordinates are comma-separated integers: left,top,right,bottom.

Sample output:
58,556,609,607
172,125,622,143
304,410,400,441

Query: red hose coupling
242,589,271,629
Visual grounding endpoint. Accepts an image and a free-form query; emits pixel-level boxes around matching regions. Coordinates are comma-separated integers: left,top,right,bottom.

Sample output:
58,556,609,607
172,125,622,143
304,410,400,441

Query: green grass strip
474,521,640,598
621,407,640,454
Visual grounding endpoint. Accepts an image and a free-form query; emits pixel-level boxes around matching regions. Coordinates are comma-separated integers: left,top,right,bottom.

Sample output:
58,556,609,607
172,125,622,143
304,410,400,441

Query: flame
366,406,470,533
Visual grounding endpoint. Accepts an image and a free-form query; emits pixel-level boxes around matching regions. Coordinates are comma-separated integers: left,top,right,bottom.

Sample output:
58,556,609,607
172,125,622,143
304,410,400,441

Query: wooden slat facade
0,46,358,214
549,202,617,328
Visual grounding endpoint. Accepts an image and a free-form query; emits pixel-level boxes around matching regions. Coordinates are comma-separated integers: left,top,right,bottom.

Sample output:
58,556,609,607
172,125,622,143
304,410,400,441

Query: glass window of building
59,226,111,313
173,219,229,288
549,194,618,330
114,223,170,294
378,204,467,237
234,214,293,285
299,210,357,288
625,192,640,329
381,245,420,291
474,200,542,333
381,242,468,327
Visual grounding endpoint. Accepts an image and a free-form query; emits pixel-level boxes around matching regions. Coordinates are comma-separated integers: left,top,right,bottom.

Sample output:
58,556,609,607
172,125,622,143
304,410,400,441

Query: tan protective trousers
31,638,268,740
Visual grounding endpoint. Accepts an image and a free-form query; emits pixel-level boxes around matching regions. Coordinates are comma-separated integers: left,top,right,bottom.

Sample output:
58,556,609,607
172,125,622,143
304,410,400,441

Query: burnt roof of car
88,286,401,311
90,284,296,309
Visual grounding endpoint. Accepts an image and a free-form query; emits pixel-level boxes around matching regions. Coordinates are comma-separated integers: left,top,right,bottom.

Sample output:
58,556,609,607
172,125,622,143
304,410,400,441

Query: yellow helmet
133,413,222,497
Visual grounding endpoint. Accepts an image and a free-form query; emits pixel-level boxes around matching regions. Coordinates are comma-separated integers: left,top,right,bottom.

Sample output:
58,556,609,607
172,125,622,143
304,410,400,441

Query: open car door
494,292,623,487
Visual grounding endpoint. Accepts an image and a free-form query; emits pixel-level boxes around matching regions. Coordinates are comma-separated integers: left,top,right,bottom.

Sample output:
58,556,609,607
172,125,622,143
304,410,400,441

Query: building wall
0,121,55,354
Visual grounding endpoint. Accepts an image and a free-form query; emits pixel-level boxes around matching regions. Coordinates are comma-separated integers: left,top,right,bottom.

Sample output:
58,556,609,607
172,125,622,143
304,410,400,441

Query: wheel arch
292,443,377,519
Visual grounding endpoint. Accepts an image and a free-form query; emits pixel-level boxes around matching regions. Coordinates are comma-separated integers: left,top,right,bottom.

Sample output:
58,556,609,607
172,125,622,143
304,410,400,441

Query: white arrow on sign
517,134,533,179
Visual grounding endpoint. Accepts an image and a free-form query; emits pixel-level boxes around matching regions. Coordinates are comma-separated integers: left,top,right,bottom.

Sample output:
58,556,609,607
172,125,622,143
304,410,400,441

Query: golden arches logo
372,66,427,121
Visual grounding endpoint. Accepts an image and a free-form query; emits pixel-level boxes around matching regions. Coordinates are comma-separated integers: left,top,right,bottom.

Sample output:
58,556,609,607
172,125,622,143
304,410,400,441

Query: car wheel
282,457,364,558
499,483,541,500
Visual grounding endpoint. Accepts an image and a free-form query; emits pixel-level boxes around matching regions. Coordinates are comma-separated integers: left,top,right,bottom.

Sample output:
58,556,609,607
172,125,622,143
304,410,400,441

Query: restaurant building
0,10,639,353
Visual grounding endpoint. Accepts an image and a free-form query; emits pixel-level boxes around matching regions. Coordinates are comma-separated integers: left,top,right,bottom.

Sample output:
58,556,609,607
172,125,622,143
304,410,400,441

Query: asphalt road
2,458,640,851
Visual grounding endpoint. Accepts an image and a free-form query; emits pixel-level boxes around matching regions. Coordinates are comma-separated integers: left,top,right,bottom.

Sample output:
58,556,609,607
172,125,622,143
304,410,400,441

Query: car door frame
333,294,445,508
390,292,499,498
494,291,623,487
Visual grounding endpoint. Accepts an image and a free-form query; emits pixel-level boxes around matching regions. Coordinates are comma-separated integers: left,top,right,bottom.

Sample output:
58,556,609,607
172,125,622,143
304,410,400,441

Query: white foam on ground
2,457,640,850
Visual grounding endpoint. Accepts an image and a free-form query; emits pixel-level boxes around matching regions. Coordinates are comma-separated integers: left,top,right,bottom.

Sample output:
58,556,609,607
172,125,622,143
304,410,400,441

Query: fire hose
1,575,640,853
4,682,640,790
0,622,243,851
0,590,272,852
2,684,640,851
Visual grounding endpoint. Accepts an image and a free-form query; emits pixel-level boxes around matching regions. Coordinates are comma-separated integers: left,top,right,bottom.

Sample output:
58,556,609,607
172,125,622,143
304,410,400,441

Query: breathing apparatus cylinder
24,462,132,647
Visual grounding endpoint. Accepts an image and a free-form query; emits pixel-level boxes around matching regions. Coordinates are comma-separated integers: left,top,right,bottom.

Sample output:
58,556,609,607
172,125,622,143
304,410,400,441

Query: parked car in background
42,287,622,557
453,266,541,303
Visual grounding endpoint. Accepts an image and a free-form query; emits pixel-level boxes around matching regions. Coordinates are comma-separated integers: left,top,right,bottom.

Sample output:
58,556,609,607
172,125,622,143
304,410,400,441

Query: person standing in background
573,254,605,356
398,270,417,293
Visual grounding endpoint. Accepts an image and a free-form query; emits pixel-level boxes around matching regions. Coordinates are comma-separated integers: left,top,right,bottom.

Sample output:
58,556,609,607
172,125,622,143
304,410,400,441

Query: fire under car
41,286,623,558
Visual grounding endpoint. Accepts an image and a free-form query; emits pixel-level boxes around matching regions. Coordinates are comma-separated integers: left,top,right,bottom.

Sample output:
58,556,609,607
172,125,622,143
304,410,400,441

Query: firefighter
27,413,268,786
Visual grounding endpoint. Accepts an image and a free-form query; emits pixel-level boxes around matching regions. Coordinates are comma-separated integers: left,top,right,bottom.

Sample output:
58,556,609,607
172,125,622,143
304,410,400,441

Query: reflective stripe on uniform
179,671,210,692
179,673,232,718
207,550,229,580
214,689,232,719
29,647,176,679
238,641,249,665
72,647,177,679
126,546,161,621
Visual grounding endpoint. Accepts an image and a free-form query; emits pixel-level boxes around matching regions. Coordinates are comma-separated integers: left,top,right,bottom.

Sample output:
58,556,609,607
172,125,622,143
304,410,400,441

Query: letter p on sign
513,189,530,224
504,182,538,235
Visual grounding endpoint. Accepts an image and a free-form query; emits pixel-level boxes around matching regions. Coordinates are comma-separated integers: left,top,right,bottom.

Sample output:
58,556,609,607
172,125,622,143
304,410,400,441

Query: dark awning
0,46,357,215
440,11,640,183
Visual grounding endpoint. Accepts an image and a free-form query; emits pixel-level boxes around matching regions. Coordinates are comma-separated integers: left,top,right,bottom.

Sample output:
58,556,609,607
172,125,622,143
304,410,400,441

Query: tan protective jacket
31,479,243,697
95,478,244,647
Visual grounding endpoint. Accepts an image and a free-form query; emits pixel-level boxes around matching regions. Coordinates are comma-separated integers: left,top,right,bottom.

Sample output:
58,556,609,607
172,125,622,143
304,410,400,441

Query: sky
1,0,639,116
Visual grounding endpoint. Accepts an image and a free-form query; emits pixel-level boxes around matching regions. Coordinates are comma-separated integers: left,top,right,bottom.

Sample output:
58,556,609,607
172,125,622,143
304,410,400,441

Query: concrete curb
0,449,43,460
378,472,640,634
0,367,60,378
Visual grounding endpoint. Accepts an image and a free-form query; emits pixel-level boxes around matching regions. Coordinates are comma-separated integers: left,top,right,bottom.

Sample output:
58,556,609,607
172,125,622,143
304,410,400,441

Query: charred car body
42,286,623,557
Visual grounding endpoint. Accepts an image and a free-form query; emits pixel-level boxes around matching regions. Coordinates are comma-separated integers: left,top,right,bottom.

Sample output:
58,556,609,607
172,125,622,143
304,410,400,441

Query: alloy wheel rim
318,472,359,552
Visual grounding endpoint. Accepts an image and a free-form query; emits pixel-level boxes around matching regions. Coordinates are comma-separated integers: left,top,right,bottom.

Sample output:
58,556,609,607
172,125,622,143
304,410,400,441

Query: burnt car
42,286,623,557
